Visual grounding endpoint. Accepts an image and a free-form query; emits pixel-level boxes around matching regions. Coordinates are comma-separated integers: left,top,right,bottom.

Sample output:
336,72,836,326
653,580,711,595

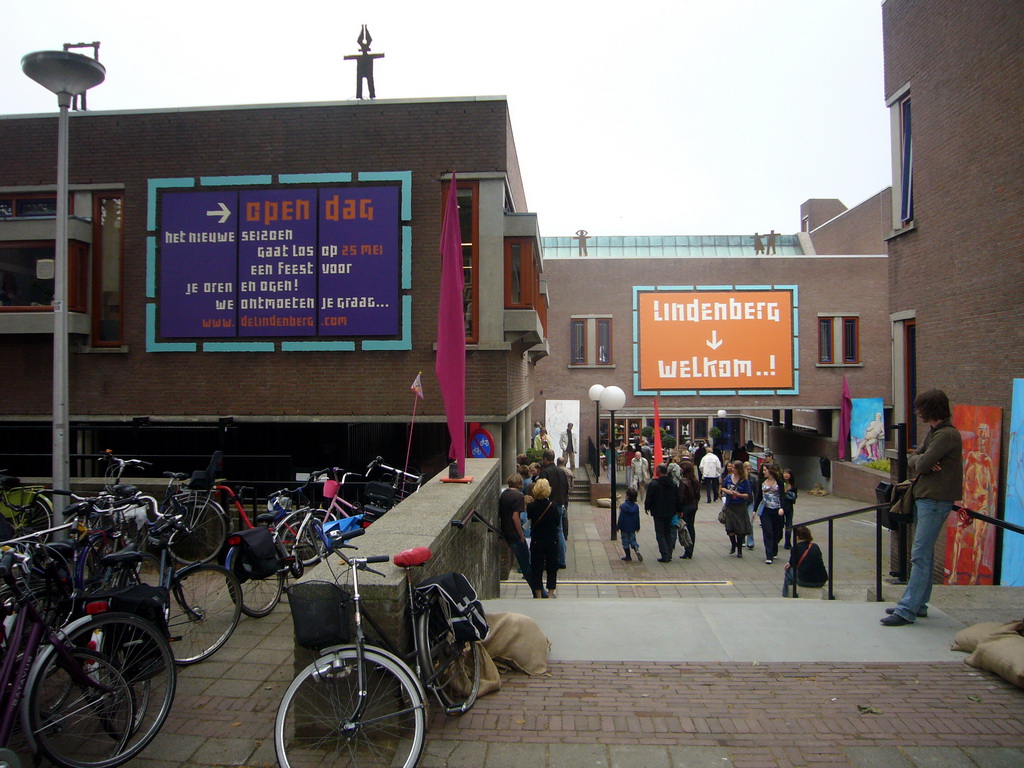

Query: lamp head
599,385,626,411
588,384,606,403
22,50,105,98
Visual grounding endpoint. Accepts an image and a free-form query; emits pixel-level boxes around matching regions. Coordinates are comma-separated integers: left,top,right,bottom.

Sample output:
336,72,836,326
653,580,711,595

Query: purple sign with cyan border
160,191,238,338
318,186,400,336
238,189,318,336
158,184,401,340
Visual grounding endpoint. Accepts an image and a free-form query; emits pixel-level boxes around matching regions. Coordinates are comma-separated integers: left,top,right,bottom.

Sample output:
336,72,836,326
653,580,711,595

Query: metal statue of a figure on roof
344,25,385,100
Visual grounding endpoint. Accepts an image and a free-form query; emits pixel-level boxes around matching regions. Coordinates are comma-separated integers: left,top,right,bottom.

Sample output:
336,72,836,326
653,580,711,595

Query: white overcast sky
2,0,890,238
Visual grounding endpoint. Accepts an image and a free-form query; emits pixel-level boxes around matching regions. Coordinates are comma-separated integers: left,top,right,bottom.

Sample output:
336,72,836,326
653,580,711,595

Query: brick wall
0,99,532,430
883,0,1024,483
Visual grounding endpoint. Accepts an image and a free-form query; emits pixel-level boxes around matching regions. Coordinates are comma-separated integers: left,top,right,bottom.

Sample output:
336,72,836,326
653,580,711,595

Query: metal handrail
795,501,1024,600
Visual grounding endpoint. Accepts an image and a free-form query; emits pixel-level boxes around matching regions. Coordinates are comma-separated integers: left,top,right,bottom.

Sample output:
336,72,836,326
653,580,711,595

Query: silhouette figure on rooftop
344,25,385,100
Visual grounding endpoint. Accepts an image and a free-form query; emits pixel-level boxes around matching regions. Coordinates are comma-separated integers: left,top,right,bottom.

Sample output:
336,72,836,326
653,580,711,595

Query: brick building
0,97,547,480
531,219,890,489
881,0,1024,583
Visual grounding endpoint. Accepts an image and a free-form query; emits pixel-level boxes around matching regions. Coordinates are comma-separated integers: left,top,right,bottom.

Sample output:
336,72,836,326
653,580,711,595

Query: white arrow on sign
206,202,231,224
706,330,723,350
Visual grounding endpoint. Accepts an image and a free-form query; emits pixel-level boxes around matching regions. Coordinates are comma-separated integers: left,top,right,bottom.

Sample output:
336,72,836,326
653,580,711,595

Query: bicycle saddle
393,546,431,567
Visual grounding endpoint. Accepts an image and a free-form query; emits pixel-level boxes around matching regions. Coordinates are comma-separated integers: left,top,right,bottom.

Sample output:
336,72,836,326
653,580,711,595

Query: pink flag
436,176,466,476
838,376,852,460
653,396,663,466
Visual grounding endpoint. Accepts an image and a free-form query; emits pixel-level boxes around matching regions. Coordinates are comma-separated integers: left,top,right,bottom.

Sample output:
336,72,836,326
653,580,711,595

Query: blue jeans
745,503,756,548
761,507,784,560
507,538,534,591
892,498,952,622
620,530,638,554
556,505,567,567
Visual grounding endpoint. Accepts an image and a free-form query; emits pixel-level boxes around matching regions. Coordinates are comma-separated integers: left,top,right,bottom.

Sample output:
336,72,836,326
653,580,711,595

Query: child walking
617,487,643,562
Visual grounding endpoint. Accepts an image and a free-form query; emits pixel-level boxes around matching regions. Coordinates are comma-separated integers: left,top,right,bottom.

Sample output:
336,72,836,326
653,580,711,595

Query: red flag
436,176,466,476
838,376,852,460
653,396,663,466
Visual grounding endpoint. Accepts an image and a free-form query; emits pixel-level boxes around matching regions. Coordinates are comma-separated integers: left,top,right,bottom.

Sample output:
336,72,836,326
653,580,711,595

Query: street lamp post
22,50,106,524
588,384,605,479
599,385,626,541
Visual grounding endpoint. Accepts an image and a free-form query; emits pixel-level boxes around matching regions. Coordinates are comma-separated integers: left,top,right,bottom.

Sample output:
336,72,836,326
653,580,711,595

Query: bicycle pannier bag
234,526,280,580
415,571,489,642
101,584,170,638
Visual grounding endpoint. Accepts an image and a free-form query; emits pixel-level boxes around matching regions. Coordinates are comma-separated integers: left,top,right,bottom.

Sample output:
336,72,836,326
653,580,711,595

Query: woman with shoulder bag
760,462,786,564
527,478,560,599
782,468,798,550
677,460,701,559
720,462,752,558
782,526,828,597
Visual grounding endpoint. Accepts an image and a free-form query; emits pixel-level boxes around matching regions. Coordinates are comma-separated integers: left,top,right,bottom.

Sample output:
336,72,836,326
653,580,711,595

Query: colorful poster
944,404,1002,585
159,185,400,339
1000,380,1024,586
850,397,885,464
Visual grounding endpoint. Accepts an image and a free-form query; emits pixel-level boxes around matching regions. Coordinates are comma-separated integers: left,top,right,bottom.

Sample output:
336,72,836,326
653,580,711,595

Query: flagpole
405,372,423,486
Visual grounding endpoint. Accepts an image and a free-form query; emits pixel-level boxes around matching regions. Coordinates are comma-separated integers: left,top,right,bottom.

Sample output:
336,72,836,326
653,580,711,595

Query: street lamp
22,50,106,524
588,384,605,478
599,385,626,541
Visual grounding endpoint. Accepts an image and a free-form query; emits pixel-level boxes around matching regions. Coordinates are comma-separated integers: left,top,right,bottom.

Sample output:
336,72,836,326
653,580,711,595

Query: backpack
415,572,489,642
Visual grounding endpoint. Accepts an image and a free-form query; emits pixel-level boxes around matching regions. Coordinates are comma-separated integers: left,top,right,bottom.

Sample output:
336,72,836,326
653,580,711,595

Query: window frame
454,181,479,343
568,314,613,367
817,314,860,367
91,192,124,346
887,84,914,232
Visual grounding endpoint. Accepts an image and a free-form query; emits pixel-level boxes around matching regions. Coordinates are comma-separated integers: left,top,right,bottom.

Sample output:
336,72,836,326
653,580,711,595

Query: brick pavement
122,491,1024,768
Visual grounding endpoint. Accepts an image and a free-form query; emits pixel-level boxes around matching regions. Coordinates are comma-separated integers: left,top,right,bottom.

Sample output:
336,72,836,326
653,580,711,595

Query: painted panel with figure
944,404,1002,586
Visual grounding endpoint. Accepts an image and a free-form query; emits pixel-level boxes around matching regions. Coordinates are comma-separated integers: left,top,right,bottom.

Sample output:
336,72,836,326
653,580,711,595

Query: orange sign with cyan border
637,289,794,392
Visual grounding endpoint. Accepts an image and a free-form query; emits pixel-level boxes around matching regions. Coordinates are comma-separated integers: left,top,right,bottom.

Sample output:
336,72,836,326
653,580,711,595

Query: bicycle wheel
167,563,241,664
25,647,133,768
278,509,330,568
224,545,284,618
166,494,228,566
275,646,426,768
28,612,177,768
19,494,54,538
415,595,481,715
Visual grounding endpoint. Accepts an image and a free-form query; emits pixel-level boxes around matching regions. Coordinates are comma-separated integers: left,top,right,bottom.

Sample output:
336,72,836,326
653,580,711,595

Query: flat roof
541,234,804,259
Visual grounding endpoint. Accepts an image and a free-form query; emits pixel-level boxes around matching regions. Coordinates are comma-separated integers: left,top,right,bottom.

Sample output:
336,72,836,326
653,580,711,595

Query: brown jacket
908,420,963,502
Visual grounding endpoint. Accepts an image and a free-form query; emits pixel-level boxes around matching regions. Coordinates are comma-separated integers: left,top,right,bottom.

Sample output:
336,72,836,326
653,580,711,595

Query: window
92,194,124,345
570,319,586,364
817,314,859,365
455,182,478,342
0,194,63,220
0,240,89,312
888,86,913,229
569,315,612,366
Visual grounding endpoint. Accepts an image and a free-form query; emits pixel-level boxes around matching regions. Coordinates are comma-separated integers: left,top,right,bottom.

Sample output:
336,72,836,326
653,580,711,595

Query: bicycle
0,471,54,540
274,528,482,768
0,530,176,768
158,452,230,565
223,506,303,618
99,509,243,665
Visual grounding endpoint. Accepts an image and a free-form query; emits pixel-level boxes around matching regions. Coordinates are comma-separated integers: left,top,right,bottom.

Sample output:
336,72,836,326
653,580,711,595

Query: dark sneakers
880,613,913,626
886,607,928,618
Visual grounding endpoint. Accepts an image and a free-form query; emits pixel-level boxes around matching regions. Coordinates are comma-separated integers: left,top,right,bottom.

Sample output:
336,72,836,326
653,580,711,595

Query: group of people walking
615,449,827,596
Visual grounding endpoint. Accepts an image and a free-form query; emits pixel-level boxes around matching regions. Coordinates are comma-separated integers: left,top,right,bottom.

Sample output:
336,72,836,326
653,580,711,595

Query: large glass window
0,241,88,312
597,318,612,365
92,194,124,345
570,319,586,365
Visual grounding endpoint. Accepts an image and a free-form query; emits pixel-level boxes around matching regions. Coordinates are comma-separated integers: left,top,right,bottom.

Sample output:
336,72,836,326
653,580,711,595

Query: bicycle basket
322,479,340,500
287,580,350,650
